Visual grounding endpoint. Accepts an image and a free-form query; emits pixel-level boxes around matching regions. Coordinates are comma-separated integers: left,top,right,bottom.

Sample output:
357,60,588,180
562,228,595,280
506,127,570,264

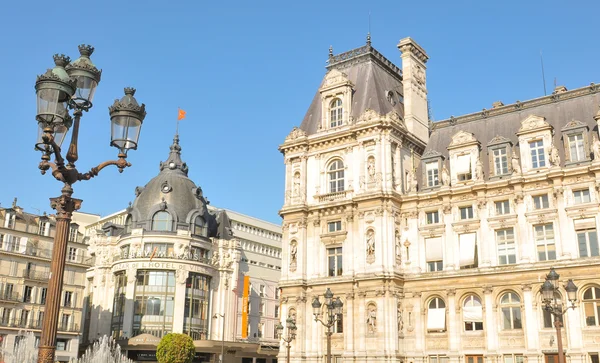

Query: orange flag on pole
178,108,186,120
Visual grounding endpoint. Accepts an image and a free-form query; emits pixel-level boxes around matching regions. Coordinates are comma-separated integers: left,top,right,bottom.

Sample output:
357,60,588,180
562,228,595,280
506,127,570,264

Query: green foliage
156,333,195,363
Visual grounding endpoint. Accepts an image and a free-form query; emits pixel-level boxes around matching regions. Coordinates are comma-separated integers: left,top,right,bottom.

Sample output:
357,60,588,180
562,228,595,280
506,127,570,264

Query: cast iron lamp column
312,288,343,363
541,267,578,363
276,317,297,363
34,45,146,363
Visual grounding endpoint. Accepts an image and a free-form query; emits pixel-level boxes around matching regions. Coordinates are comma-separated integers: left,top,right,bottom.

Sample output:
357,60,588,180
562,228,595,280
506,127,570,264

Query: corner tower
278,37,430,363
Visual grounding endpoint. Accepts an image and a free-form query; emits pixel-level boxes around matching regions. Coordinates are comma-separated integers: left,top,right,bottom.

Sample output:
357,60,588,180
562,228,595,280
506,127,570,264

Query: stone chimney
398,37,429,143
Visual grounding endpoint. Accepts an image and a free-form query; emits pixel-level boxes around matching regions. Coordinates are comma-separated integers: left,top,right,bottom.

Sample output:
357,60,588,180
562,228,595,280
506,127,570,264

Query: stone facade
278,37,600,363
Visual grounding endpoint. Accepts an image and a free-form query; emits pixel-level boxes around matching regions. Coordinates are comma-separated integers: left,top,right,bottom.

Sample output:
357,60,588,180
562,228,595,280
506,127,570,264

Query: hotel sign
112,261,212,275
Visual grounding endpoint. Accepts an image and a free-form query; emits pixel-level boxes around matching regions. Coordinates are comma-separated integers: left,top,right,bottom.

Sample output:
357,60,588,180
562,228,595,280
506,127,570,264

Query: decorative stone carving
518,114,551,133
449,130,477,147
395,230,402,264
367,157,376,182
406,169,417,193
289,241,297,272
367,303,377,333
512,152,522,175
397,304,404,333
549,144,560,166
592,135,600,162
357,109,380,123
475,157,484,181
176,269,189,284
211,251,219,266
441,163,450,186
285,127,307,141
127,267,137,284
293,172,301,198
366,229,375,263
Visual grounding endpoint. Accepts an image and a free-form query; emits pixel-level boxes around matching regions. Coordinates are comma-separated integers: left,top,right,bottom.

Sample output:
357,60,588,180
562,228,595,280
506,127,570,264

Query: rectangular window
530,140,546,168
459,233,478,269
543,304,563,328
68,227,78,242
259,302,265,315
60,314,70,330
497,228,517,265
568,134,586,162
275,288,280,299
573,189,591,204
426,161,439,187
425,237,443,272
40,287,47,305
56,339,68,351
259,284,266,297
23,286,33,303
460,206,474,220
327,247,343,276
426,211,440,224
590,354,599,363
67,247,78,262
38,221,47,236
493,148,509,175
495,200,510,215
577,229,599,257
274,306,279,318
456,154,472,181
503,355,524,363
429,356,449,363
535,224,556,261
63,291,73,307
20,310,30,326
4,283,14,299
334,314,343,333
327,221,342,233
533,194,550,209
257,322,263,338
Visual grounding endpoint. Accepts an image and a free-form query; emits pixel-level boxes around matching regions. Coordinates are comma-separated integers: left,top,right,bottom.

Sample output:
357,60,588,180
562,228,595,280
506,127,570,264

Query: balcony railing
318,190,348,202
22,270,51,281
0,291,22,303
0,318,79,332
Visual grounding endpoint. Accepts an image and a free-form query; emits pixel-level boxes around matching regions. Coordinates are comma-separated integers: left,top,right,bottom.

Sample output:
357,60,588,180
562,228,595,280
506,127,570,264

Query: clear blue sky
0,1,598,225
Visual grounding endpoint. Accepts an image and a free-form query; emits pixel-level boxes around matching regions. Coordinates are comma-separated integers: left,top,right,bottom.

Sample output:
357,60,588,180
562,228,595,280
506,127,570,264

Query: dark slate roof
299,43,404,136
424,85,600,178
128,134,231,239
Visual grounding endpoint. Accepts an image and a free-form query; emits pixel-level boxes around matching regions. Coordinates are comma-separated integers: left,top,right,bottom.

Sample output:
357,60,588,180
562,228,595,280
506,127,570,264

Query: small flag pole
176,108,180,135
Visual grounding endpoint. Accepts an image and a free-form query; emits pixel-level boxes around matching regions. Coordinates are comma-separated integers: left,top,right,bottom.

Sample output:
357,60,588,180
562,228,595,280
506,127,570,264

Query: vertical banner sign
241,275,250,338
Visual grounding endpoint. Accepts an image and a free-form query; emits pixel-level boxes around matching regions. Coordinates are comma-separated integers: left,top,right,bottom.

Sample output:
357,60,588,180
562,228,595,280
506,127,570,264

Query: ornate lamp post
34,45,146,363
276,317,297,363
312,288,343,363
541,267,578,363
212,313,225,363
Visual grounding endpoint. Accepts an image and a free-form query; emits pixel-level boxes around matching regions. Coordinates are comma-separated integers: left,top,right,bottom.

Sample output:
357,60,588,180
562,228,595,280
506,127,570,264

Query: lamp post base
37,346,56,363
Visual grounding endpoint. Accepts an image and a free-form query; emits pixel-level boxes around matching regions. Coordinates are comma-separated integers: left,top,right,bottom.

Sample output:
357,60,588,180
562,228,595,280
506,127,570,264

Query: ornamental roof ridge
561,119,587,131
488,134,512,146
326,44,402,77
433,82,600,130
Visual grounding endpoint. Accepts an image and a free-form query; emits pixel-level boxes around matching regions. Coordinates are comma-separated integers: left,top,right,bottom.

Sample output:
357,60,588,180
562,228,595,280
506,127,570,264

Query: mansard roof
425,84,600,175
299,40,405,136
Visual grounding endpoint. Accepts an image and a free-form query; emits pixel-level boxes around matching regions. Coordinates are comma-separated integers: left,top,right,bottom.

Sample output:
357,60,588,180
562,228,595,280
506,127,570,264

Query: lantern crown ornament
66,44,102,108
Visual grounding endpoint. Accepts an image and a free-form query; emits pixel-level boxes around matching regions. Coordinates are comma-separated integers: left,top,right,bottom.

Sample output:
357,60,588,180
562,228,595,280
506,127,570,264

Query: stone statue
549,144,560,166
512,154,521,175
367,304,377,333
366,230,375,257
592,135,600,161
406,169,417,193
395,231,402,262
176,269,189,284
293,173,301,197
368,158,376,180
290,242,297,262
475,158,484,181
441,163,450,186
211,251,219,265
397,306,404,332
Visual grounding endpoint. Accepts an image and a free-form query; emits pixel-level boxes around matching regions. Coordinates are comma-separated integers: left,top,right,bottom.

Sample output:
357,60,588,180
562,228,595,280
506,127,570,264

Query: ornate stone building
82,135,282,363
278,36,600,363
0,199,98,363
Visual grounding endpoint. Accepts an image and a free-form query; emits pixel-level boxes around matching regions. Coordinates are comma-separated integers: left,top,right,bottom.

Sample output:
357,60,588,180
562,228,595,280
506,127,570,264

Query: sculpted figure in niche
367,157,376,181
211,251,219,265
475,157,484,181
406,169,417,193
512,153,521,175
397,305,404,332
293,172,301,197
441,163,450,186
549,144,561,166
290,241,297,263
367,304,377,333
395,231,402,262
366,229,375,257
592,135,600,161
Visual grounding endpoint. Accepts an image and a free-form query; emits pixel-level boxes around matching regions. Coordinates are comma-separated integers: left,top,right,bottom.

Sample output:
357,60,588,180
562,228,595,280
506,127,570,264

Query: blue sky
0,1,598,225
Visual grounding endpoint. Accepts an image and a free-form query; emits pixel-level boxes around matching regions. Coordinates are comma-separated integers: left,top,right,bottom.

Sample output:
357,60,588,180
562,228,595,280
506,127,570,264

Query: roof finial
12,197,17,208
366,32,372,47
329,45,333,59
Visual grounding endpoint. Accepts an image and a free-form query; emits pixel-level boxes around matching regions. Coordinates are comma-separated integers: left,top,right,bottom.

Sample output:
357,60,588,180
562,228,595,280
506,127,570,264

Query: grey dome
128,134,214,233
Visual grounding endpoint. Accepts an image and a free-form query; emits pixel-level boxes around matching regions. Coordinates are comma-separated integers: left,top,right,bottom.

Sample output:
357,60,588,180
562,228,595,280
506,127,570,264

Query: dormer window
193,216,206,236
456,154,472,181
487,135,513,178
421,150,444,190
38,220,48,236
425,161,439,187
124,215,132,234
327,160,345,193
529,140,546,168
492,148,509,175
152,211,173,231
568,134,585,161
562,120,590,164
330,98,343,127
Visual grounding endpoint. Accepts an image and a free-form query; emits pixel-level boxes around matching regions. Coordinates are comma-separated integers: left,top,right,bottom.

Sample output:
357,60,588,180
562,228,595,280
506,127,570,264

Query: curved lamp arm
78,153,131,180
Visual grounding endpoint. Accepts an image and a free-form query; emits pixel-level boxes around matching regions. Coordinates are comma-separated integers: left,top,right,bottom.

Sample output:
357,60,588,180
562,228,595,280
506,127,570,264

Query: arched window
193,216,206,236
328,160,345,193
427,297,446,332
330,98,343,127
124,215,132,234
152,211,172,231
500,292,522,330
463,295,483,331
583,286,600,326
542,291,563,328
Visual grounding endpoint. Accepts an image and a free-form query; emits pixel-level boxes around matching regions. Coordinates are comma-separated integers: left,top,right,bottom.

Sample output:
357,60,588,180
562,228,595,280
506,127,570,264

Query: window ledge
315,190,352,203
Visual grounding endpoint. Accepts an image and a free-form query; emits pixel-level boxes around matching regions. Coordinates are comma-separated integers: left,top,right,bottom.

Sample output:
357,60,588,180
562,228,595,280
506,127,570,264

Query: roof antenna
540,50,547,96
367,11,372,46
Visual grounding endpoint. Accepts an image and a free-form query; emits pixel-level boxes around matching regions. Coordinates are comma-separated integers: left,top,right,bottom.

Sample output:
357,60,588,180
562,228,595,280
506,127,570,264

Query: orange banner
241,275,250,338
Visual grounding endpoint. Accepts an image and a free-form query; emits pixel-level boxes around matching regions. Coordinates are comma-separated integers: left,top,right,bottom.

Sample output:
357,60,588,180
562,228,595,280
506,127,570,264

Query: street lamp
312,288,343,363
34,45,146,363
276,316,297,363
213,313,225,363
541,267,578,363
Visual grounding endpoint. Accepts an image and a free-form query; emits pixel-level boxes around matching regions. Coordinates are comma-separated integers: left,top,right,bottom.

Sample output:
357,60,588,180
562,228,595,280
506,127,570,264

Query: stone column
172,270,189,333
478,200,492,267
122,268,137,337
522,284,538,350
357,292,367,352
413,292,424,352
447,289,459,352
554,189,573,259
515,195,532,262
483,287,497,351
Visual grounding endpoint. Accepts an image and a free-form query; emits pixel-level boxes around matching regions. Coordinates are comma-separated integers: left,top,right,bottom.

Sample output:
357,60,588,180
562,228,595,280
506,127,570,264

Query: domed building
83,135,282,363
